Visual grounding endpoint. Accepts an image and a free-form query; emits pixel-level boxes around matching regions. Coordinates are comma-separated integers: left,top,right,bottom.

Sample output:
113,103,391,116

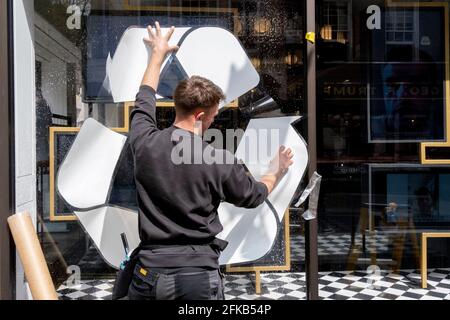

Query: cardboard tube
8,212,58,300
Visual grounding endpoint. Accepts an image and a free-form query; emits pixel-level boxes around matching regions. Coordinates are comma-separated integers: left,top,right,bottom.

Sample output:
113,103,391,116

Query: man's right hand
260,146,294,195
269,146,294,176
141,22,179,91
144,22,179,63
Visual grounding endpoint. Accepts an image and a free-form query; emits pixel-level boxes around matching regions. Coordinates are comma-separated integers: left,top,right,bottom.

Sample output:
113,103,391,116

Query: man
128,22,294,300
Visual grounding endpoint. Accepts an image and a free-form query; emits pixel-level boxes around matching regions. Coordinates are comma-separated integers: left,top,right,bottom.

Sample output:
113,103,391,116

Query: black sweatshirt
129,85,269,268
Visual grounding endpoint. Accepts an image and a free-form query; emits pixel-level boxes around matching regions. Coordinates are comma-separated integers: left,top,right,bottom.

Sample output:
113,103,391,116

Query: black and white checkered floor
57,268,450,300
290,233,392,261
75,231,398,271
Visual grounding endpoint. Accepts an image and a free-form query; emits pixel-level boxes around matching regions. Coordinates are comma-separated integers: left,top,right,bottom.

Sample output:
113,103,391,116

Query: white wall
13,2,89,300
13,0,36,301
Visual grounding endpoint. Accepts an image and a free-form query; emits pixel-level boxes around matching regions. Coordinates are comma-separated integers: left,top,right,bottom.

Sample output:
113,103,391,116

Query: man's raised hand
144,22,179,63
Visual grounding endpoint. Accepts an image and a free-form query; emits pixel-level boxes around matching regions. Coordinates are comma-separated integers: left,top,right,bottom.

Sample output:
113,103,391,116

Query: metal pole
305,0,319,301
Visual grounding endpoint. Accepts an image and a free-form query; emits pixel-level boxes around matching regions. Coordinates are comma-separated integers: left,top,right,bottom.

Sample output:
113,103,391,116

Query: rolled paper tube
7,212,58,300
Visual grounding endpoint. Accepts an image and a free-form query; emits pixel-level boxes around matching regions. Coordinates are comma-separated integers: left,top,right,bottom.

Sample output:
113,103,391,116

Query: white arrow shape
175,27,260,107
57,118,127,209
58,117,308,268
57,118,138,269
105,26,260,105
218,117,308,265
106,27,189,103
75,206,140,269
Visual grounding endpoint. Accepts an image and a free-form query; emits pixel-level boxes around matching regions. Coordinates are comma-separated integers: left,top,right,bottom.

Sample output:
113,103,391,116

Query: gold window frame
386,1,450,164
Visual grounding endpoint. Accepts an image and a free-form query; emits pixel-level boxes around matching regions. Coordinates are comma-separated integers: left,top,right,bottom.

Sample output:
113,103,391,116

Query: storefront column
0,0,15,300
305,0,319,301
13,0,37,300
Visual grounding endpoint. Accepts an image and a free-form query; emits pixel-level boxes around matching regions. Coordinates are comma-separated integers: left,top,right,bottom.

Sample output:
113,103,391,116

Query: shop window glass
317,0,450,274
34,0,306,288
33,0,450,296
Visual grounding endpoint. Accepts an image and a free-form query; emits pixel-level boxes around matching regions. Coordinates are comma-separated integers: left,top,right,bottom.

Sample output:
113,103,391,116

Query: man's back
130,85,268,268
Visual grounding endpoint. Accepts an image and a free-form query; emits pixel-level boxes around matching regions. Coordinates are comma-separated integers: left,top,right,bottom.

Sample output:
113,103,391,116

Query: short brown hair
174,76,226,115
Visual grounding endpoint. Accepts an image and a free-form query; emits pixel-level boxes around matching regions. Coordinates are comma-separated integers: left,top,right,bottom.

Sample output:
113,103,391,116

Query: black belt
140,238,229,252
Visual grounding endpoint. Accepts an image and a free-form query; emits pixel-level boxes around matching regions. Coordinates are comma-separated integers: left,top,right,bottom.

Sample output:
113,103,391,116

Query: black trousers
127,264,225,300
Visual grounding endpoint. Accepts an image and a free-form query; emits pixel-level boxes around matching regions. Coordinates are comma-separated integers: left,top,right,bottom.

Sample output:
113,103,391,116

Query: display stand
421,232,450,288
348,207,421,273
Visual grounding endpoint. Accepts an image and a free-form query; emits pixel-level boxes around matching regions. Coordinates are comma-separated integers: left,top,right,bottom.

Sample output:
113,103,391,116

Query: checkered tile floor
57,268,450,300
290,233,392,261
77,231,402,269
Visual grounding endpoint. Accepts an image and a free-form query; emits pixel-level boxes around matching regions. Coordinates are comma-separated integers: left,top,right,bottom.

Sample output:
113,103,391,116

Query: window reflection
33,0,450,290
34,0,306,285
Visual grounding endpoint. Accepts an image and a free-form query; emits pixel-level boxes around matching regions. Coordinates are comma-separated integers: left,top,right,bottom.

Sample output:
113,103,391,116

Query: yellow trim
387,0,449,8
139,268,148,276
49,126,79,222
122,1,241,38
157,100,239,109
386,1,450,164
157,101,176,108
123,2,237,14
305,32,316,44
225,210,291,294
420,232,450,288
419,1,450,163
254,271,262,295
